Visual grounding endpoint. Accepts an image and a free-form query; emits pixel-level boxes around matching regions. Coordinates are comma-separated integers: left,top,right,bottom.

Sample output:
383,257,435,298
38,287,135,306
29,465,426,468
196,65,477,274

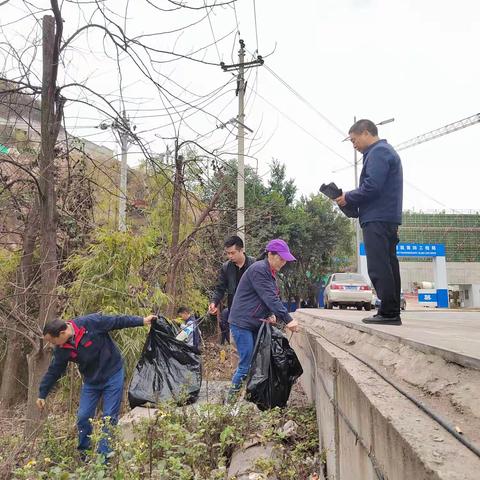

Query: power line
204,0,222,63
252,0,259,52
262,63,347,138
249,85,351,166
404,179,462,213
245,74,450,208
232,2,240,34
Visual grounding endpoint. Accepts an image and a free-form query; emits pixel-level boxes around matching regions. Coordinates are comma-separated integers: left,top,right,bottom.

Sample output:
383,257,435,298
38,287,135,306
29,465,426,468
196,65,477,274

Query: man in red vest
37,312,156,457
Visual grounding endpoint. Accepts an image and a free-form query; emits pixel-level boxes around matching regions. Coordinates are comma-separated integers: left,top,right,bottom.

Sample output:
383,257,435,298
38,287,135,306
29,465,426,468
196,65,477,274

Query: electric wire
252,0,259,53
248,85,352,166
204,0,222,63
262,63,346,138
231,1,240,34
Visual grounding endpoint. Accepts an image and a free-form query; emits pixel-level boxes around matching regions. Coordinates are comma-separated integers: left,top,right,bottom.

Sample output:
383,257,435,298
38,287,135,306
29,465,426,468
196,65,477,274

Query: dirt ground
202,338,238,381
201,337,310,410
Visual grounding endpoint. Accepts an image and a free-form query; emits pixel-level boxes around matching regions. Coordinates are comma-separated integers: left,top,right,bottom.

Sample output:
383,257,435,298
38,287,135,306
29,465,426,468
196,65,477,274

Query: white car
324,273,373,311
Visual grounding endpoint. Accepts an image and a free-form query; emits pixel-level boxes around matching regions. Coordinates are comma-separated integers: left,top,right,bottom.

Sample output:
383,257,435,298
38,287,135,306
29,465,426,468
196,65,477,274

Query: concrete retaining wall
292,311,480,480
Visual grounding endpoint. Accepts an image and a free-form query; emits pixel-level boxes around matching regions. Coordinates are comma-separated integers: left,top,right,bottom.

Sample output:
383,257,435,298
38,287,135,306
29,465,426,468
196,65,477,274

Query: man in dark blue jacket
37,312,156,456
336,119,403,325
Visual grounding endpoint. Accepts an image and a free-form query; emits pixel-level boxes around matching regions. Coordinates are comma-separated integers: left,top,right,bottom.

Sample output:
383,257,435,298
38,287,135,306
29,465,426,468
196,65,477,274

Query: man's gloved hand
36,398,46,410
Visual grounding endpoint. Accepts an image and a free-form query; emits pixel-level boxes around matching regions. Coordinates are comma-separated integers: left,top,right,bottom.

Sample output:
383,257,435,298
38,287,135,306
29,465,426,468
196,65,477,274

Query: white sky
2,0,480,212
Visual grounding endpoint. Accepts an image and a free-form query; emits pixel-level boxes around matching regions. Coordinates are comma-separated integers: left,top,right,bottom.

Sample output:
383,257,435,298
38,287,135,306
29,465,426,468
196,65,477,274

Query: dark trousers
220,320,230,344
362,221,401,317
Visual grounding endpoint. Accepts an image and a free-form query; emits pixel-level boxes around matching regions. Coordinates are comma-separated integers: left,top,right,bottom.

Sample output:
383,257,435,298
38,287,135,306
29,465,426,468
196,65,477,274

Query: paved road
296,309,480,368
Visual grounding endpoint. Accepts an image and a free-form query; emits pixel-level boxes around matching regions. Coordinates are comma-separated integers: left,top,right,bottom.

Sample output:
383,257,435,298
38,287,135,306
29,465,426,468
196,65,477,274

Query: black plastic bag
245,323,303,410
128,316,202,408
153,315,179,337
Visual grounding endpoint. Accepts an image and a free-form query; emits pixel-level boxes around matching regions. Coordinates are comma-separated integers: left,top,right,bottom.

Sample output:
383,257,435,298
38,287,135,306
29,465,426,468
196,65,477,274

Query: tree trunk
24,12,63,437
0,203,39,406
25,346,52,436
0,331,25,407
165,170,227,319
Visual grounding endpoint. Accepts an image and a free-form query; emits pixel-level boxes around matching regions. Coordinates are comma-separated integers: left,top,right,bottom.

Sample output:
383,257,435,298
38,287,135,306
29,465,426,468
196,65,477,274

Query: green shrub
12,401,320,480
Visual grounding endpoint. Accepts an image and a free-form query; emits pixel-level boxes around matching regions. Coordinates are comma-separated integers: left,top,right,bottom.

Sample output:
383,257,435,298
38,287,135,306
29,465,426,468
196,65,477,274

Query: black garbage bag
128,316,202,408
153,315,179,337
245,323,303,411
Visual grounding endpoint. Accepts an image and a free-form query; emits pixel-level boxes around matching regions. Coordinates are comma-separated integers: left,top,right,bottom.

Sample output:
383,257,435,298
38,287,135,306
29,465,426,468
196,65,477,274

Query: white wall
470,284,480,308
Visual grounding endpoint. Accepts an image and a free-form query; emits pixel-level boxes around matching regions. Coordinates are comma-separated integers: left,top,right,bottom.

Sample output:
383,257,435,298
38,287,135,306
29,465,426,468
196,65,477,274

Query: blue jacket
345,139,403,226
228,259,293,331
38,313,144,399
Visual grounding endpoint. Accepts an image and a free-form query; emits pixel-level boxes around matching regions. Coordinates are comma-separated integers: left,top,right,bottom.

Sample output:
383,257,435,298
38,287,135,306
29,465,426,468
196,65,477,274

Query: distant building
0,81,119,247
399,212,480,308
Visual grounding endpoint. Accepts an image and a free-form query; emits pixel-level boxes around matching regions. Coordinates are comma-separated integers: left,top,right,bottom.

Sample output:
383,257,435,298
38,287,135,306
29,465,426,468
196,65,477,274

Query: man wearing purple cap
227,238,300,397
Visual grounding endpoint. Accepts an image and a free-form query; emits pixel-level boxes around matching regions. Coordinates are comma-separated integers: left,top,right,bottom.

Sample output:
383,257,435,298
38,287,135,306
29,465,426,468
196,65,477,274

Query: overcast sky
2,0,480,212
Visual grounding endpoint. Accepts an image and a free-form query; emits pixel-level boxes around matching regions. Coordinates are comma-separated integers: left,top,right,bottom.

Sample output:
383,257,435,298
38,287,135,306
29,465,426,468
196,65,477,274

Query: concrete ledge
294,309,480,371
292,313,480,480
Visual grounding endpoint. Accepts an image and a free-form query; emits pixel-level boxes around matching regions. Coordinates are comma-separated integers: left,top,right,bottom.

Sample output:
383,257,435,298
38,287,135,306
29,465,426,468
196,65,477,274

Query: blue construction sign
396,243,445,257
418,291,437,303
359,243,445,257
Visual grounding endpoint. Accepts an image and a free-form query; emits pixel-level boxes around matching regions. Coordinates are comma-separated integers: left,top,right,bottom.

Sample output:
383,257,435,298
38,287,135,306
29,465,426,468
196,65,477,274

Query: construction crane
333,112,480,174
395,113,480,151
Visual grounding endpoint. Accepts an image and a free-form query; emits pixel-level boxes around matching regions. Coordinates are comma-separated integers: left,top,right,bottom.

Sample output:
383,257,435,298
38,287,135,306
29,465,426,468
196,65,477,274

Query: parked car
323,273,373,311
374,291,407,310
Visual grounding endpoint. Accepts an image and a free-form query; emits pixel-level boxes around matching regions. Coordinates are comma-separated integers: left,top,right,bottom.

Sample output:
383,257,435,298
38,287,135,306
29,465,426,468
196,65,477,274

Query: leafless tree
0,0,247,437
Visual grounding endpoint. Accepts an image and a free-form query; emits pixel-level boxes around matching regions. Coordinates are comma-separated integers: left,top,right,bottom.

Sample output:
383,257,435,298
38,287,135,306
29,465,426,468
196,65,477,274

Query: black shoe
362,314,402,325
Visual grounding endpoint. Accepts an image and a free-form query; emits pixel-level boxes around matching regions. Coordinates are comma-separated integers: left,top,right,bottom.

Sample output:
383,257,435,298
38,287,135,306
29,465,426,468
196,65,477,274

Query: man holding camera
336,119,403,325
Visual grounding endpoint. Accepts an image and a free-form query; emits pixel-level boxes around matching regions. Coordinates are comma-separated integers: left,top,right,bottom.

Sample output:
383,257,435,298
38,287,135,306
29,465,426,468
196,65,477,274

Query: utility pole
353,116,361,272
237,41,246,241
118,111,129,232
99,111,133,231
221,40,263,243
